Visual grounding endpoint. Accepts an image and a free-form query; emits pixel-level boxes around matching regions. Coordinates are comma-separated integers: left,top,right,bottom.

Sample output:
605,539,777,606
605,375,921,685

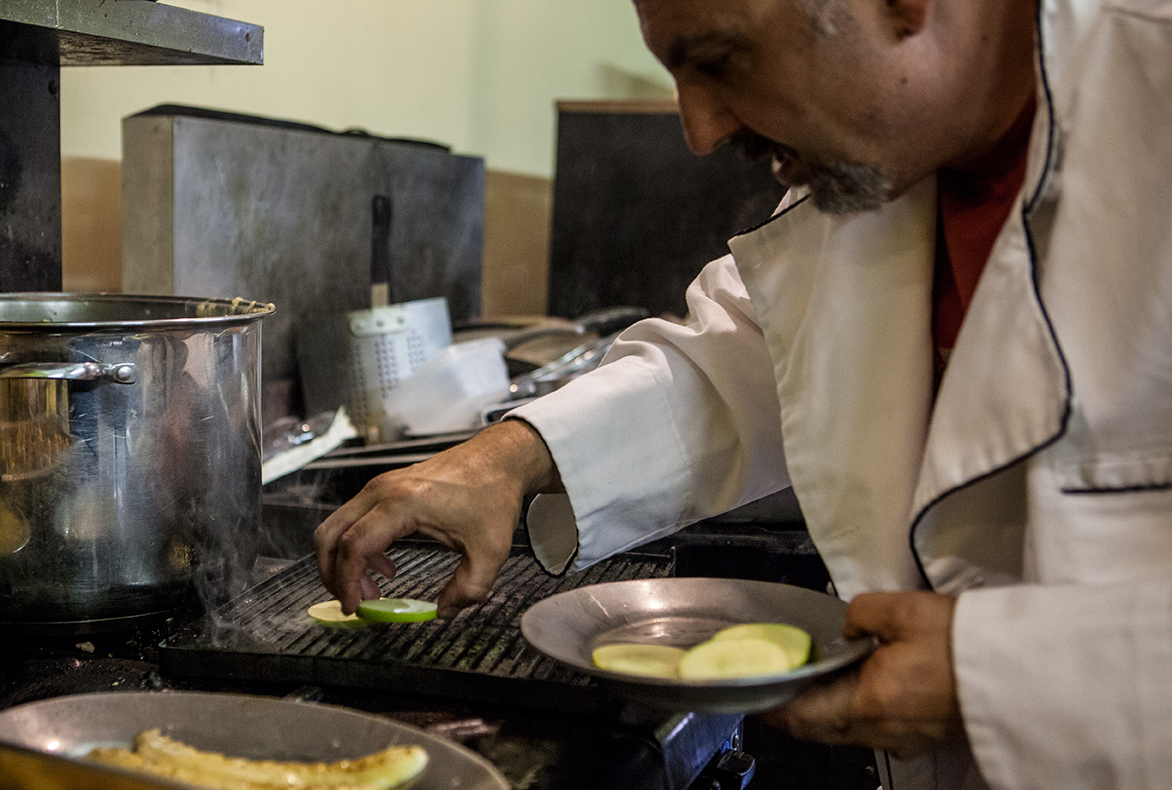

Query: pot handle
0,362,137,385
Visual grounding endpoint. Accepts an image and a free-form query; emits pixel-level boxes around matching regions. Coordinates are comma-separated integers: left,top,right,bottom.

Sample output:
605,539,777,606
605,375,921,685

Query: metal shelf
0,0,263,66
0,1,263,292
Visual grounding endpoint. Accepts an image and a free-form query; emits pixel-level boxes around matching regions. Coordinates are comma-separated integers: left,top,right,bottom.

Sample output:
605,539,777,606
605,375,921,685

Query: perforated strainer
296,297,452,438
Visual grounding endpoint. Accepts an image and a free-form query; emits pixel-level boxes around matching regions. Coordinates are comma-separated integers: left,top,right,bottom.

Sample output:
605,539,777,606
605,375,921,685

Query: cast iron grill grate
160,543,672,714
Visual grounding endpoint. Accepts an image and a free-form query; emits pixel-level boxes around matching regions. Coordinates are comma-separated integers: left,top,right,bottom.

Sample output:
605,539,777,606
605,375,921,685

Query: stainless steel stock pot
0,294,274,630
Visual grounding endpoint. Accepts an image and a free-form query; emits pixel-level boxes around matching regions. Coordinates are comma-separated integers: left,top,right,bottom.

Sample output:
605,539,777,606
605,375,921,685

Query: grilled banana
89,728,428,790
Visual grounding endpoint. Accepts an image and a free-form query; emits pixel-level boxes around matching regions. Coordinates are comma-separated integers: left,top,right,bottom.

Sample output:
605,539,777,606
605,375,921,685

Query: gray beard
729,129,891,214
802,159,891,214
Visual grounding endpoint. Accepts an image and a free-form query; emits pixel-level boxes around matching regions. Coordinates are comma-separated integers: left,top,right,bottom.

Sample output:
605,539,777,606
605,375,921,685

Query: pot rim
0,293,276,330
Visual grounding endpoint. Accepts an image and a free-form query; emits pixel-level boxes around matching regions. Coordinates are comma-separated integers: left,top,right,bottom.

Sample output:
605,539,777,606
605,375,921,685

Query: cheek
724,81,807,144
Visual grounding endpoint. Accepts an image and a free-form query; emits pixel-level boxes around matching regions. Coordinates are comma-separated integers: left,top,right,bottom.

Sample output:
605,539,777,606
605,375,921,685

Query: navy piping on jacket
1061,482,1172,495
906,0,1075,591
730,192,812,241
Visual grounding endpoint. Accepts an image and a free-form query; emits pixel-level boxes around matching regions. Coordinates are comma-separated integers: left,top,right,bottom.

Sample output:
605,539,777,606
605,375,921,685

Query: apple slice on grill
357,597,439,623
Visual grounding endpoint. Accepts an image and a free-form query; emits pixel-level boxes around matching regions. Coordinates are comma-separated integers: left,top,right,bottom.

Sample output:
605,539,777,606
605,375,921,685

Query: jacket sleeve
954,580,1172,790
508,254,790,574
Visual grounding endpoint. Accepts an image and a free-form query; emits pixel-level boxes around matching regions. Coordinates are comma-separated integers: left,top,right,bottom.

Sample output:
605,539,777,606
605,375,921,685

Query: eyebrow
662,31,749,71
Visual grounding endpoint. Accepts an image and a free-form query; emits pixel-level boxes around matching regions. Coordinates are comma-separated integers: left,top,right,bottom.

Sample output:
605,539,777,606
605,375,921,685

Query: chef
315,0,1172,786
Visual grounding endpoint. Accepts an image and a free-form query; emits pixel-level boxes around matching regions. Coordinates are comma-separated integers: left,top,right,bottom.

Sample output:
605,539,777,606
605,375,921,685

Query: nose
675,80,742,156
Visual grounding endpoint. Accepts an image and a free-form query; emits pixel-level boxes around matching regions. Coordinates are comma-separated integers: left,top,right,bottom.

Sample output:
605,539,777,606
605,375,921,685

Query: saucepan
0,294,274,631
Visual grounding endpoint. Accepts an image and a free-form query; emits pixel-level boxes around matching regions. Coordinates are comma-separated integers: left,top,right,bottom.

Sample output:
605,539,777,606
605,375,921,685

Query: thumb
842,592,905,642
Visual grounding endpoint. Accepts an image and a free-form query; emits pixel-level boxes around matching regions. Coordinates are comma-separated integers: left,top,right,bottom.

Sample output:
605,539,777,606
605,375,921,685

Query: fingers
314,486,388,590
843,591,954,642
368,553,398,580
436,538,512,619
759,662,946,758
843,592,902,641
313,508,348,592
313,481,415,614
313,471,517,618
758,669,860,745
757,592,964,758
330,507,414,613
359,574,382,602
312,427,540,619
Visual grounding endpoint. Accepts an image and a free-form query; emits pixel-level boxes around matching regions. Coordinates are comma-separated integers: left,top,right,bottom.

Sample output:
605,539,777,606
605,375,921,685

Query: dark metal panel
547,103,785,321
0,54,61,292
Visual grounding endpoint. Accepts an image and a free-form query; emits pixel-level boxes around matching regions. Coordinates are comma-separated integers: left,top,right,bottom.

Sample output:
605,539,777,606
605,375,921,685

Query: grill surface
161,542,672,715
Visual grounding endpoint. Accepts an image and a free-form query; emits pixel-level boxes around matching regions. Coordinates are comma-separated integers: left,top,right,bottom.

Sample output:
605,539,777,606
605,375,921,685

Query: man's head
634,0,1038,214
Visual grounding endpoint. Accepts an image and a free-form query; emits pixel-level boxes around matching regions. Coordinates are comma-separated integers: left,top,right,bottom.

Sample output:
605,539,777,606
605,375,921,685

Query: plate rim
520,577,874,701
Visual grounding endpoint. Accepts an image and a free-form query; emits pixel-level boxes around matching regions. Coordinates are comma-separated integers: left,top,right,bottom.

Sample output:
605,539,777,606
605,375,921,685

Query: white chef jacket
510,0,1172,787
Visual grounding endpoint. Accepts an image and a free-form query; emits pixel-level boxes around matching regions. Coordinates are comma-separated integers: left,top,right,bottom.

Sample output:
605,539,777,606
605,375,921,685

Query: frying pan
521,578,874,714
0,691,508,790
0,738,188,790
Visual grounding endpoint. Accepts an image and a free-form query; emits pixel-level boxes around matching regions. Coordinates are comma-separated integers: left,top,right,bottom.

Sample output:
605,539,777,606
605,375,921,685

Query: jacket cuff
524,493,580,575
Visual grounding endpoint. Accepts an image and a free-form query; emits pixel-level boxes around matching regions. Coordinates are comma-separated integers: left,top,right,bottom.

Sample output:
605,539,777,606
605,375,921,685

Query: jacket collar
728,180,938,599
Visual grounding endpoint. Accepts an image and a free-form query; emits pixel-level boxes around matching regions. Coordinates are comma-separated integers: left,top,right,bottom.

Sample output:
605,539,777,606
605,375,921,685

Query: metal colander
296,297,452,438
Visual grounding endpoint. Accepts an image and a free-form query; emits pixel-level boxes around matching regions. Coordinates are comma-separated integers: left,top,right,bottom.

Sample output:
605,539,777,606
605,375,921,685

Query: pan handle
0,361,137,385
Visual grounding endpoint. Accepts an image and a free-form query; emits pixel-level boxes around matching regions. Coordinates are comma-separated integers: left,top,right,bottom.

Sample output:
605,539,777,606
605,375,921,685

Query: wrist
481,418,564,496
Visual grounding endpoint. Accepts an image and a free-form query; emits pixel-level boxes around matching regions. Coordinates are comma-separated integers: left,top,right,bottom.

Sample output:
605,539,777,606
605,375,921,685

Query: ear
883,0,933,39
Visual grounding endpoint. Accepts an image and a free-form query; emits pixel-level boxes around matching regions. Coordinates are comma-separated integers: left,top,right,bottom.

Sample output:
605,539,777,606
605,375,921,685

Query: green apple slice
356,597,439,623
711,623,813,669
678,637,793,680
592,643,688,678
306,599,367,628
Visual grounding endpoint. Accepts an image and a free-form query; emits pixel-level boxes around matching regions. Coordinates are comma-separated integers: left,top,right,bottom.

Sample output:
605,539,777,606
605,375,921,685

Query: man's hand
758,591,965,758
314,420,560,619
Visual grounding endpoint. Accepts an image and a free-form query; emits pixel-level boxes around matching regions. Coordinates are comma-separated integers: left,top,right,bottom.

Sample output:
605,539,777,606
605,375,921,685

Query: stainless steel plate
0,691,509,790
521,578,873,714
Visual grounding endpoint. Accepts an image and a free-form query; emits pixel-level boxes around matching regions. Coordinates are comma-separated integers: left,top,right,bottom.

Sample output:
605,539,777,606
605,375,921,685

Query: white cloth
511,0,1172,786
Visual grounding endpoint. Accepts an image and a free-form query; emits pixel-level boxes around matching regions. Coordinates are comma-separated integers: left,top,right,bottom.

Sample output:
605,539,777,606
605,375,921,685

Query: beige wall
482,170,552,317
59,1,672,313
59,0,671,177
61,158,123,294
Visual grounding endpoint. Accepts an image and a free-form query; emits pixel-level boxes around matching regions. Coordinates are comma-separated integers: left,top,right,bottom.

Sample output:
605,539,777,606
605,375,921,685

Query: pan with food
0,691,508,790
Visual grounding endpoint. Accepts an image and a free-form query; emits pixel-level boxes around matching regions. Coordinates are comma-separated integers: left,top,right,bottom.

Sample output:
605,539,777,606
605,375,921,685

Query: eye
693,52,735,79
664,33,749,83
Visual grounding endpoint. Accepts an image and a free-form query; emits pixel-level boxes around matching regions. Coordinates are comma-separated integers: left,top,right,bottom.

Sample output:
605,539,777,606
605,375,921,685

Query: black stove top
0,501,878,790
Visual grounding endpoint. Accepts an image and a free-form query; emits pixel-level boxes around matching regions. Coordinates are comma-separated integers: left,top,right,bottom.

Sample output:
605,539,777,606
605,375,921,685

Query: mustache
727,128,793,163
726,128,782,161
725,128,892,214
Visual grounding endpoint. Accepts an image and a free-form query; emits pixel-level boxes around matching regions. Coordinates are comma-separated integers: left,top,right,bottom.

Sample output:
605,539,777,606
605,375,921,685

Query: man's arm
314,419,561,618
316,254,789,616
